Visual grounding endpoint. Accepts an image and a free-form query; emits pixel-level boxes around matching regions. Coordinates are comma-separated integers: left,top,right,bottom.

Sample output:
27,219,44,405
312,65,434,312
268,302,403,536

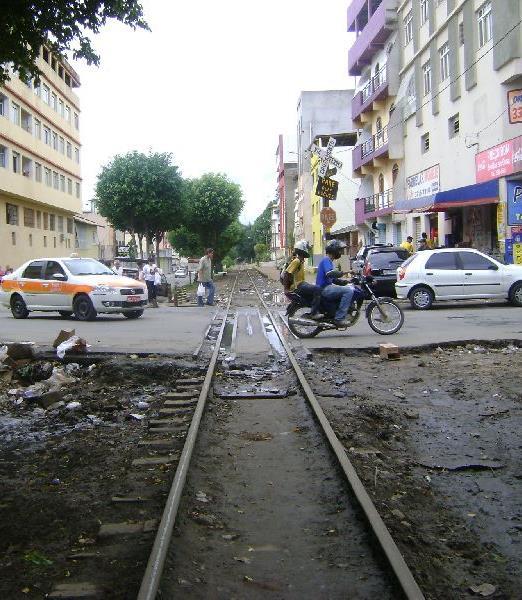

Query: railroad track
138,268,424,599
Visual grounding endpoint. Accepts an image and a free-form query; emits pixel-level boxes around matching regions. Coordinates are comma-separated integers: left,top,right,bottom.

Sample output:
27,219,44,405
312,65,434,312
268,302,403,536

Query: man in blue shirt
313,239,354,327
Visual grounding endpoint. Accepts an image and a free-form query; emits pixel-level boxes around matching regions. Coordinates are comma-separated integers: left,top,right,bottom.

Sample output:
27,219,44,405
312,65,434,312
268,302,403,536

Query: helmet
325,239,347,259
293,240,311,258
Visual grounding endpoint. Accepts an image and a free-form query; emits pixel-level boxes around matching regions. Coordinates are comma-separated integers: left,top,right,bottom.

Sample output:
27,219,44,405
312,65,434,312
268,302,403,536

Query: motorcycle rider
314,239,354,327
282,241,322,317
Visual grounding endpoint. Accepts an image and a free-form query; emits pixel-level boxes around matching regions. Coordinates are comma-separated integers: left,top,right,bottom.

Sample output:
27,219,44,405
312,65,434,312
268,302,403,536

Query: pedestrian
197,248,215,307
400,236,414,254
112,259,123,277
143,257,159,308
417,234,429,251
154,266,163,302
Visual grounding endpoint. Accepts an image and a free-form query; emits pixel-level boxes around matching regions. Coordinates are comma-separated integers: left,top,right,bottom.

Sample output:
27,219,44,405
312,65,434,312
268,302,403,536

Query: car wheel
409,286,434,310
11,294,29,319
59,311,73,318
73,294,97,321
123,310,144,319
509,281,522,307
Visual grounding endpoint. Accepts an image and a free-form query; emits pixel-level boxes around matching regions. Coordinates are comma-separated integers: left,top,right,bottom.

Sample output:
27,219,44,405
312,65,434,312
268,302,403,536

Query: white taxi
0,256,148,320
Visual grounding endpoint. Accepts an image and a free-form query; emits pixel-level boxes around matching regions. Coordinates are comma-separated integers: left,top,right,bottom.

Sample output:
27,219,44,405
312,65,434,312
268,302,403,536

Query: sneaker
309,312,324,321
333,319,349,328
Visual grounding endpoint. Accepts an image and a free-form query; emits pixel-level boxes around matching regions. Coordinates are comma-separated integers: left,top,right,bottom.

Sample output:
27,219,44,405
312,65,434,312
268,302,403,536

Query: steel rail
247,270,425,600
137,274,239,600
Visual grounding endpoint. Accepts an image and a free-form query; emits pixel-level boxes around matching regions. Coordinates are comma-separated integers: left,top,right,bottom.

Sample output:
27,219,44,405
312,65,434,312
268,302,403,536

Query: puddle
262,316,286,357
220,319,235,351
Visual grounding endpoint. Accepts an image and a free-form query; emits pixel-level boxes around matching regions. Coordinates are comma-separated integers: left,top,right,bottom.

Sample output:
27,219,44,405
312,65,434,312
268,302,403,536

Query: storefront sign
406,165,440,201
508,89,522,124
316,176,339,201
476,135,522,182
507,180,522,225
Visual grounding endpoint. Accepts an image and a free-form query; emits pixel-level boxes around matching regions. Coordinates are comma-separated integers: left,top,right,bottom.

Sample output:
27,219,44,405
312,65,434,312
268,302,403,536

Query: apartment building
348,0,405,245
275,135,298,258
295,90,358,261
393,0,522,261
0,47,82,268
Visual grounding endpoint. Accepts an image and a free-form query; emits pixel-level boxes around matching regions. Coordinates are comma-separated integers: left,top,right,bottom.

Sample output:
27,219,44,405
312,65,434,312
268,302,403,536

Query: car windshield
369,250,410,269
64,259,114,276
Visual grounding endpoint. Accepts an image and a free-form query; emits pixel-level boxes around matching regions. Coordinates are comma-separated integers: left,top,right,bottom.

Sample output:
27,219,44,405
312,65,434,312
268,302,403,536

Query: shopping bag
197,283,205,296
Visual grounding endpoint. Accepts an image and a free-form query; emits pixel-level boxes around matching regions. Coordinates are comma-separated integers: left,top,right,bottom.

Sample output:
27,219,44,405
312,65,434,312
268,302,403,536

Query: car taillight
363,262,372,276
397,267,406,280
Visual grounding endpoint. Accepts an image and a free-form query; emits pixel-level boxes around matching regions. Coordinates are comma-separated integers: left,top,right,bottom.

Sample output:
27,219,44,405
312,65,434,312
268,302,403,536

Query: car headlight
92,285,117,295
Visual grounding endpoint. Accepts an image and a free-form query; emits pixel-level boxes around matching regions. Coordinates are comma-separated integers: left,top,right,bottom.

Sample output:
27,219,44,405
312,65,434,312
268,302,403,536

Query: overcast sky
76,0,354,224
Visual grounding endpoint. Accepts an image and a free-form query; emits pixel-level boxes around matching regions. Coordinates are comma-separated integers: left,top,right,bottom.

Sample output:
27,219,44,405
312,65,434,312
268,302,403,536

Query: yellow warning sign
514,242,522,264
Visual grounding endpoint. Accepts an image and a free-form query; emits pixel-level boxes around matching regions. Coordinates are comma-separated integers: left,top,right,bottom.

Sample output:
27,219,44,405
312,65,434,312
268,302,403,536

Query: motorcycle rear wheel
287,305,322,338
367,298,404,335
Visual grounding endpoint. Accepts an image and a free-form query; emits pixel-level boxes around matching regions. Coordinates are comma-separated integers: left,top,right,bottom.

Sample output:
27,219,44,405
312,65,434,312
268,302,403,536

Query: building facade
0,47,82,269
275,134,297,258
393,0,522,263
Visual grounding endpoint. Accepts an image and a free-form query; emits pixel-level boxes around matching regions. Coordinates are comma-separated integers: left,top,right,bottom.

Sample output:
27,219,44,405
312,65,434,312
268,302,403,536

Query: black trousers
296,282,322,314
146,280,156,300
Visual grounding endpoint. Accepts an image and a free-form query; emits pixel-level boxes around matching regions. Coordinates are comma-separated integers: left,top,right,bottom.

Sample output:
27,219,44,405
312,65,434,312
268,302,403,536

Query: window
35,162,42,182
44,261,66,280
0,145,6,168
58,215,64,232
49,214,56,231
11,102,20,125
52,131,58,150
392,163,399,183
449,113,460,137
421,0,429,25
22,261,44,279
59,174,65,192
74,147,80,163
43,212,48,230
67,218,74,234
425,252,458,270
22,156,32,177
75,182,81,198
21,108,32,133
74,112,79,129
12,151,20,173
6,203,19,225
42,84,50,104
439,42,450,81
24,208,35,227
0,93,7,117
478,1,492,47
65,106,71,122
66,141,72,158
422,61,432,96
459,22,465,45
421,132,430,153
53,171,59,189
34,118,41,139
51,92,57,111
43,126,51,145
67,178,72,194
34,82,41,97
459,251,496,270
404,10,413,45
11,232,16,245
44,167,52,186
53,236,57,248
59,99,64,117
29,234,33,247
36,211,41,228
59,136,65,154
44,235,47,247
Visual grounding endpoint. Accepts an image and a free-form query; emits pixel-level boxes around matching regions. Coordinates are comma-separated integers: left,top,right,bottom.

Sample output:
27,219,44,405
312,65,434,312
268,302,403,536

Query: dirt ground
302,342,521,599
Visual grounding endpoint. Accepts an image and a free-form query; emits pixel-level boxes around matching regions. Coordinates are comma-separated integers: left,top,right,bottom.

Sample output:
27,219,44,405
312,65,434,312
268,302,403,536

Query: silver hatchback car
395,248,522,309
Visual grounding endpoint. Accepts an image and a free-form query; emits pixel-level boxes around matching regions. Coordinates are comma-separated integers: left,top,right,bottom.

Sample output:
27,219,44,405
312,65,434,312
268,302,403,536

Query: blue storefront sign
507,180,522,225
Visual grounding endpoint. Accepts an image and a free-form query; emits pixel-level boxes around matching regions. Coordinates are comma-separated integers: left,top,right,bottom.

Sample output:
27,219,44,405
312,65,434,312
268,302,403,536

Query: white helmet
294,240,311,258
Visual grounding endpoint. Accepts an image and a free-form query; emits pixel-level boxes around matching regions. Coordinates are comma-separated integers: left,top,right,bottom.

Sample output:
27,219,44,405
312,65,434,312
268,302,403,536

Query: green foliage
252,203,272,247
0,1,149,85
253,242,269,265
168,173,243,259
95,151,183,254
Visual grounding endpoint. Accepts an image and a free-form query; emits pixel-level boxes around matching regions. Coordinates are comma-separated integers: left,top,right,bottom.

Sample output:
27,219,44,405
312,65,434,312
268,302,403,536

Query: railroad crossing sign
311,137,343,177
320,206,337,229
316,176,339,201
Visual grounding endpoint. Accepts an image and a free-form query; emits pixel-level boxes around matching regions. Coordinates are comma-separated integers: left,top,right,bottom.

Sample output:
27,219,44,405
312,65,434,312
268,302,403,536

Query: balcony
352,126,389,173
355,189,394,224
348,0,398,76
352,63,388,122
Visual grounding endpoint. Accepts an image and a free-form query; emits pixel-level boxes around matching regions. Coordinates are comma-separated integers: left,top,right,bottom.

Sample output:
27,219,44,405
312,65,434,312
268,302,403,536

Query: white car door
18,260,47,308
457,251,503,298
41,260,71,308
422,252,464,298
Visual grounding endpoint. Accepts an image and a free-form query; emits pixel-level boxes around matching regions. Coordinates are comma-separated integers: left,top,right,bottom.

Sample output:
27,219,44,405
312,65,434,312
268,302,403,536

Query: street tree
168,173,243,260
0,0,149,84
95,151,184,260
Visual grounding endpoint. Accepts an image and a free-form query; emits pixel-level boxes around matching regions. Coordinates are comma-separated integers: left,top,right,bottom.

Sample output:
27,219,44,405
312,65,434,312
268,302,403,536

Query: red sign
508,89,522,124
475,135,522,183
320,207,337,228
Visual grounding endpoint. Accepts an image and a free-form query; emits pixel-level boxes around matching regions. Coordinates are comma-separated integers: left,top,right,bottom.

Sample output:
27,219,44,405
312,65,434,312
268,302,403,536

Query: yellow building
0,47,82,269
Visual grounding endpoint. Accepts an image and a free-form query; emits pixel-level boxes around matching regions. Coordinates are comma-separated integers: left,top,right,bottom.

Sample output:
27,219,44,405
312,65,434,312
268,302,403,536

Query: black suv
351,244,394,273
361,246,410,297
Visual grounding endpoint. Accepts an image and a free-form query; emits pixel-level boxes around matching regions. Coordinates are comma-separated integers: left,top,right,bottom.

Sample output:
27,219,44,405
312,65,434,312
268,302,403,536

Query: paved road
283,301,522,350
0,304,216,354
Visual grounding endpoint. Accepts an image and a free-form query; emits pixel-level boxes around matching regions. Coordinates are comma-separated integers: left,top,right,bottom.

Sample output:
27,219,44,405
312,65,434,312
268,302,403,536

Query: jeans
296,282,322,314
197,280,215,306
145,280,156,300
321,284,354,321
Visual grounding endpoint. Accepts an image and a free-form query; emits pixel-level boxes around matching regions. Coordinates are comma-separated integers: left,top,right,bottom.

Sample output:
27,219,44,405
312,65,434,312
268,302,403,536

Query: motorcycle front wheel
287,305,322,338
366,299,404,335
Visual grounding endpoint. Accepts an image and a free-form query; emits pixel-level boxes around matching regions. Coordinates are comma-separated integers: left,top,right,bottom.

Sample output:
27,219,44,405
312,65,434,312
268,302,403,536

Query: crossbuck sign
310,137,343,177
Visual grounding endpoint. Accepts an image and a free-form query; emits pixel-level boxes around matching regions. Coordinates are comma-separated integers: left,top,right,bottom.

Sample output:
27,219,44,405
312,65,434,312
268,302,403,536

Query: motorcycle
285,276,404,338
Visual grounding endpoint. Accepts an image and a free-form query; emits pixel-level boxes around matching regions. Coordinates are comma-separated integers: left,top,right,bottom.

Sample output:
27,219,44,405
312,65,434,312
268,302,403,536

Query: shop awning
395,180,499,212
